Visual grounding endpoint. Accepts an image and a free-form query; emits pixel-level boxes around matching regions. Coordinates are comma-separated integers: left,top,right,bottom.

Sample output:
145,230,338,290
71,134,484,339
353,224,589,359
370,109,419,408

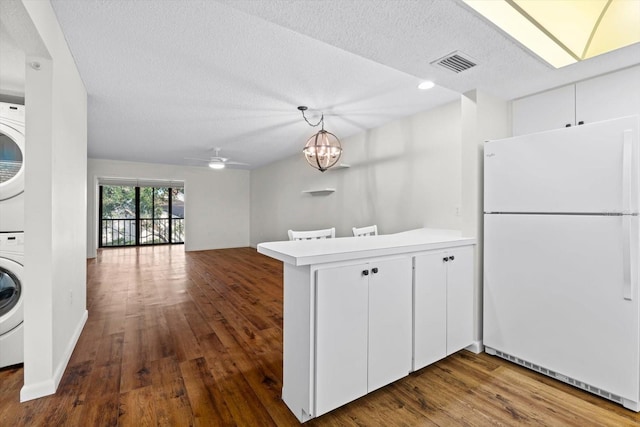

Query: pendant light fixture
298,106,342,172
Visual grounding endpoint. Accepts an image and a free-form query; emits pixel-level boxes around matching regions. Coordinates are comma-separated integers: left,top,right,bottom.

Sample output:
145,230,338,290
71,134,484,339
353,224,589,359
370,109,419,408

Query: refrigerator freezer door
484,116,639,214
484,214,640,402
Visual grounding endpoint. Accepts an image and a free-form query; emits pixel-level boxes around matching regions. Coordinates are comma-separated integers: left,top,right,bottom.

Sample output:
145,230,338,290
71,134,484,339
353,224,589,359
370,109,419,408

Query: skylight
463,0,640,68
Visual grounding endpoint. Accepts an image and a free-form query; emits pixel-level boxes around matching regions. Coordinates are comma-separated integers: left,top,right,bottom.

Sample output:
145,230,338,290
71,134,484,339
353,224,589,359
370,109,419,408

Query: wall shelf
333,163,351,170
302,188,336,196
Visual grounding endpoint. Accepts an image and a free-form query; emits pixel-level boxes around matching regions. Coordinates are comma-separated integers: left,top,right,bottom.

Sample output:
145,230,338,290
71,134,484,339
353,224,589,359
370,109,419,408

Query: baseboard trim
53,310,88,388
20,309,88,402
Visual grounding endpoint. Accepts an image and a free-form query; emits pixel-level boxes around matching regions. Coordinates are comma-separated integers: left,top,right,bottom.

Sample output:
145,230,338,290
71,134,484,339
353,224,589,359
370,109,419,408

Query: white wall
461,90,510,348
183,166,250,251
87,159,250,257
250,100,463,245
21,0,88,401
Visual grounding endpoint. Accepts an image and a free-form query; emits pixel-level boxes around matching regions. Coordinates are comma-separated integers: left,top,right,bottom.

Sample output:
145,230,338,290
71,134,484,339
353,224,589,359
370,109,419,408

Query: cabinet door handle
565,123,572,127
362,269,369,276
371,267,378,274
443,257,449,262
449,256,455,261
578,120,584,125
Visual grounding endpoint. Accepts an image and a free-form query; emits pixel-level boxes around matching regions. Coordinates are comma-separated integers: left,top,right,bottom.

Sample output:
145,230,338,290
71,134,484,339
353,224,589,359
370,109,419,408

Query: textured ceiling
220,0,640,99
7,0,640,169
0,0,48,99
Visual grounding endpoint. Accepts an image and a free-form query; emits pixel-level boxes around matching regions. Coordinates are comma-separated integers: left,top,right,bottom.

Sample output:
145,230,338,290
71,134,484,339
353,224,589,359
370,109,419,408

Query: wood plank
118,386,157,426
94,331,124,368
162,305,202,363
78,394,120,426
150,356,195,426
208,355,277,426
179,357,235,426
120,315,152,393
143,305,176,361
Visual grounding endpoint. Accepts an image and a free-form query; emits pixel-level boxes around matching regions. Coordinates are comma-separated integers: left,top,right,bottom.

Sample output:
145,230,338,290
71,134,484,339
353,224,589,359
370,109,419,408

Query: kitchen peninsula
257,228,478,422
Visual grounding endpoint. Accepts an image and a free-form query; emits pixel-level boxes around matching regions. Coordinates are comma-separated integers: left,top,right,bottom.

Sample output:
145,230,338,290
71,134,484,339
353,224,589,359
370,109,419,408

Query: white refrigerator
483,115,640,411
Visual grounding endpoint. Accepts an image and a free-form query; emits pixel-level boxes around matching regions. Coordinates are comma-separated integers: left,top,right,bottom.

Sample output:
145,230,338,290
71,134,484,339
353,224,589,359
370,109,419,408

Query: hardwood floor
1,245,639,426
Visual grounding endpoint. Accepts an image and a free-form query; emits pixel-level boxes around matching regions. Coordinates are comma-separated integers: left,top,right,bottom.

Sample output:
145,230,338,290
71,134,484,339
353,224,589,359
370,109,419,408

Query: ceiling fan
185,148,249,170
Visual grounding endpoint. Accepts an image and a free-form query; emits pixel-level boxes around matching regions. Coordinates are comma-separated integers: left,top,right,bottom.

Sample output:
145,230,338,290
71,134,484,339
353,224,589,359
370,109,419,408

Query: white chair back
288,227,336,241
352,225,378,237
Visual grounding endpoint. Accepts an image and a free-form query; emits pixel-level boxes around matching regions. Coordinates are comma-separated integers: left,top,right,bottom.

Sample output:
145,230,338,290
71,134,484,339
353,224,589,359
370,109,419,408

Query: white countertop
257,228,476,266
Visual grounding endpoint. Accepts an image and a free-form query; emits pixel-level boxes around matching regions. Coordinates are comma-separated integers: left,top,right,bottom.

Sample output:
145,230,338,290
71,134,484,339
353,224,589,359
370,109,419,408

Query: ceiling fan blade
185,153,248,167
184,157,211,162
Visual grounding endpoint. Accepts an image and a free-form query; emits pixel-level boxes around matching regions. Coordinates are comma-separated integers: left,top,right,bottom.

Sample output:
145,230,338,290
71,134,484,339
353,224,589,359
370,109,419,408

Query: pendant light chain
299,107,324,129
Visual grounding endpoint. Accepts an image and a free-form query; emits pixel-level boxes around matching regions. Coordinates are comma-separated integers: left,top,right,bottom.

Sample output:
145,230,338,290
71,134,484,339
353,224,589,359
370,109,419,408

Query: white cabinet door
414,246,475,367
413,251,447,370
315,257,413,414
512,85,575,136
576,65,640,126
446,246,475,355
513,65,640,137
368,257,412,391
315,264,368,417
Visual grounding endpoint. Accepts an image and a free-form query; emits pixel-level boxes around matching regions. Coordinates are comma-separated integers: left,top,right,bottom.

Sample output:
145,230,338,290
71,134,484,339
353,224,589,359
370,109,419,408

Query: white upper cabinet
576,66,640,126
513,65,640,136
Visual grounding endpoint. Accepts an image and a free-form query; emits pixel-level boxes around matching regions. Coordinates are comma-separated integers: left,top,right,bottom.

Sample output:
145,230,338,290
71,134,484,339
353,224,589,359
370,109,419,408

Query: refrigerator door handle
623,215,633,301
622,129,633,214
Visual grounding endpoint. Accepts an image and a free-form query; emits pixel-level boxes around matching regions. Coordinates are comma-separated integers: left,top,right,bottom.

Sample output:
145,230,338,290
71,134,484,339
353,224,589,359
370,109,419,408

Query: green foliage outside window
101,186,136,219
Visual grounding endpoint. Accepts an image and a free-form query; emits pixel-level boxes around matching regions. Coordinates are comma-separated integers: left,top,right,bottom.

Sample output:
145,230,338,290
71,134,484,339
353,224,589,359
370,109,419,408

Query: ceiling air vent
431,51,477,73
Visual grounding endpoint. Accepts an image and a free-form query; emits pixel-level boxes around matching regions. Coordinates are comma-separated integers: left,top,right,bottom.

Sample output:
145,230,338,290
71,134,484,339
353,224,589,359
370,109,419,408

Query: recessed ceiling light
463,0,640,68
418,81,435,90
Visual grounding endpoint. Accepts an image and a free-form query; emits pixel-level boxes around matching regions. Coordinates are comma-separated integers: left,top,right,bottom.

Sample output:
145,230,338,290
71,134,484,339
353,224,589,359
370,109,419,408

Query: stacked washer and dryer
0,102,25,368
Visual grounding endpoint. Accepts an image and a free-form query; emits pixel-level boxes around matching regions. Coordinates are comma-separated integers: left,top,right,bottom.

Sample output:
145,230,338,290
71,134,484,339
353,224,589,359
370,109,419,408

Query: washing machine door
0,121,25,201
0,258,23,335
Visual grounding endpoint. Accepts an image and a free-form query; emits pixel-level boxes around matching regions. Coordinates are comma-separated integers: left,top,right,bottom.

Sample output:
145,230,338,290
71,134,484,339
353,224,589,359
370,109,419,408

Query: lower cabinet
413,245,474,371
315,257,412,417
279,243,475,422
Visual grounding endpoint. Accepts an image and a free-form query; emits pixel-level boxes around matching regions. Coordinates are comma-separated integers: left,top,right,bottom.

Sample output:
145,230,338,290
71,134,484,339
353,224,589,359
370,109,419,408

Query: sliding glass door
99,184,184,247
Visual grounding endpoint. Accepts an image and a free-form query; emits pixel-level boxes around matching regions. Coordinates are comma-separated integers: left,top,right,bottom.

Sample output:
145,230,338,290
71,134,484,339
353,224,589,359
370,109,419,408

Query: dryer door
0,122,25,201
0,258,23,335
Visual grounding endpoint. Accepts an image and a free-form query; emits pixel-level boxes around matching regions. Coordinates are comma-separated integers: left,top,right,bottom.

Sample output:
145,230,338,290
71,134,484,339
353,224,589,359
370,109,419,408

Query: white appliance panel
484,116,639,214
0,194,24,232
0,256,23,335
0,231,24,368
0,323,23,367
484,214,640,401
0,103,25,202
